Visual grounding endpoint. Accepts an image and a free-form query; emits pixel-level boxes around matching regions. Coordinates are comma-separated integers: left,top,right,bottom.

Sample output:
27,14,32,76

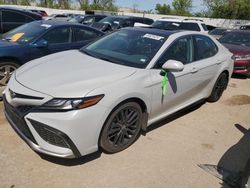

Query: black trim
28,118,82,158
9,89,44,100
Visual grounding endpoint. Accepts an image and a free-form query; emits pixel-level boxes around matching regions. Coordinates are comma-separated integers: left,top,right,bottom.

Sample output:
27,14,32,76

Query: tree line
0,0,118,11
155,0,250,20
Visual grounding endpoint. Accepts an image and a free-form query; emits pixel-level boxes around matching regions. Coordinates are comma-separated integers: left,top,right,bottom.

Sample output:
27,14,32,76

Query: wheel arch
0,56,22,65
98,97,149,148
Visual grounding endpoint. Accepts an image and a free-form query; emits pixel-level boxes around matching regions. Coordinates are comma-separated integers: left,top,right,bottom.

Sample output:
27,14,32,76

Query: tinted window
144,18,154,25
154,36,193,69
152,21,180,30
121,19,133,27
82,29,167,68
2,11,28,22
73,28,98,42
193,35,218,61
179,23,201,31
209,28,227,35
95,15,106,22
43,27,70,44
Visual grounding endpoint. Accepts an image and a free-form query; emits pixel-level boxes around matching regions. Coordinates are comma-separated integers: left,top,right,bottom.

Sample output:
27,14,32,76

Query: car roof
157,18,182,22
123,27,181,37
31,20,104,32
0,6,42,18
105,15,152,20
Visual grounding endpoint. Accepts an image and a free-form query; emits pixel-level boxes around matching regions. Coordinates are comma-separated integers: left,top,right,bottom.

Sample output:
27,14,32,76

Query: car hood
222,43,250,55
15,50,137,98
0,40,20,48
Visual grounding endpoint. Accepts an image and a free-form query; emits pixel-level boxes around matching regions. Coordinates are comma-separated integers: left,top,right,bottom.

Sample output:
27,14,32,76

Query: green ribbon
161,70,168,96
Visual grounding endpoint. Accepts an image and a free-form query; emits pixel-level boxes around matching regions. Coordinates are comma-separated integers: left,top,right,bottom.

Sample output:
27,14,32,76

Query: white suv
179,19,208,34
151,18,182,30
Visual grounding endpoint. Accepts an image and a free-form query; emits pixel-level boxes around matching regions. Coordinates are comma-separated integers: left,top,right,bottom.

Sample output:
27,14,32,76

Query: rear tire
100,102,143,154
207,72,228,102
0,61,19,99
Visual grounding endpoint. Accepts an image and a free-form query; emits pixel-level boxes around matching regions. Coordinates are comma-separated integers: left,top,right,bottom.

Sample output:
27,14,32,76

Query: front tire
207,72,228,102
100,102,143,154
0,62,19,98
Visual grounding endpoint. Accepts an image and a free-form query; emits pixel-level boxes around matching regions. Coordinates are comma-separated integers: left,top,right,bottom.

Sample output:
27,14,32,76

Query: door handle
191,67,199,73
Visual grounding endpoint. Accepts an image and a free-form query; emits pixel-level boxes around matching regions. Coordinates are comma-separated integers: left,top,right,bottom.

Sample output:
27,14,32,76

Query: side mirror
162,60,184,72
32,39,48,48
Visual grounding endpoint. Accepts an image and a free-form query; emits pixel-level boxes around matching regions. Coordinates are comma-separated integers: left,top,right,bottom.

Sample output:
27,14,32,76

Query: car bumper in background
233,59,250,76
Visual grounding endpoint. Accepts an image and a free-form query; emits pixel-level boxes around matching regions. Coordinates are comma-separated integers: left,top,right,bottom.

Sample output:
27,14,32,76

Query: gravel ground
0,77,250,188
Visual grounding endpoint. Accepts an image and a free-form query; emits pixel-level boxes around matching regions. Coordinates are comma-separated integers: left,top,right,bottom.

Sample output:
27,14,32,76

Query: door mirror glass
33,39,48,48
162,60,184,72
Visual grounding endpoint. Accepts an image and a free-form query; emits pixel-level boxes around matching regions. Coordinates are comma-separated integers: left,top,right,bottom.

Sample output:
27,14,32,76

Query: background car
0,7,42,33
29,9,48,17
219,30,250,77
209,28,232,40
68,14,107,25
0,20,104,94
91,15,154,32
45,13,80,21
178,19,208,33
151,18,182,30
240,25,250,30
3,27,233,158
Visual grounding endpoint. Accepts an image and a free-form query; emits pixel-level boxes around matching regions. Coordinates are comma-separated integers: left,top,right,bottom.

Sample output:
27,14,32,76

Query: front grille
30,120,69,148
3,96,37,144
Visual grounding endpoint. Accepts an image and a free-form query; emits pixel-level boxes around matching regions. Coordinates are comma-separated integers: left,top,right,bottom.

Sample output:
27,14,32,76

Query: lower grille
30,119,69,148
3,96,37,144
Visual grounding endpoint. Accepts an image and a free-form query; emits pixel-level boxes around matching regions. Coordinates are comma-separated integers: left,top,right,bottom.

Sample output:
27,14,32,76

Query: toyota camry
3,27,233,158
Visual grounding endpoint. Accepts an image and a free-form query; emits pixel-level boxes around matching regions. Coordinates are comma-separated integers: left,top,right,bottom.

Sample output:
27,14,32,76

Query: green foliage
155,3,172,15
203,0,250,19
172,0,192,16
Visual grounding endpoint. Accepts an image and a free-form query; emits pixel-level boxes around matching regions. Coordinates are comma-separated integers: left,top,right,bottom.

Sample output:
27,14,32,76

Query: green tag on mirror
161,70,168,96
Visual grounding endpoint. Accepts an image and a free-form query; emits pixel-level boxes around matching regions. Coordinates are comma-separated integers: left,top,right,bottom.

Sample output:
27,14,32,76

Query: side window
179,23,201,31
193,35,218,61
73,28,98,42
154,36,193,69
95,16,105,22
43,27,70,44
2,11,26,22
201,23,208,31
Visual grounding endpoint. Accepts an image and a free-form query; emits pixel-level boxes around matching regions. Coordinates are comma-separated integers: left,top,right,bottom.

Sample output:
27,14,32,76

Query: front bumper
3,80,110,158
233,59,250,76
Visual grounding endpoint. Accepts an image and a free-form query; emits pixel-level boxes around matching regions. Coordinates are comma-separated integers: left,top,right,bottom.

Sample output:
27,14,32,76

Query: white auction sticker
143,34,165,41
41,24,52,29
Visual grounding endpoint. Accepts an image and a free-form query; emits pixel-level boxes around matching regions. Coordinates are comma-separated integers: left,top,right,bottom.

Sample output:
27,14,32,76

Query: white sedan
3,27,233,158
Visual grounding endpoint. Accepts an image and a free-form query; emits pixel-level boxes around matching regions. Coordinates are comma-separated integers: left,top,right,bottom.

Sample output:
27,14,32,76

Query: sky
115,0,206,13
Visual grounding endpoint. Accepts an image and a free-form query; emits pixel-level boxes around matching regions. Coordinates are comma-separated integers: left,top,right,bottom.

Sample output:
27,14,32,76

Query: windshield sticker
140,58,146,63
11,33,24,42
41,24,52,29
143,34,165,41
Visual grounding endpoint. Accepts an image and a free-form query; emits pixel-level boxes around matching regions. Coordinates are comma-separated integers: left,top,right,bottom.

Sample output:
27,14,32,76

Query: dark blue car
0,20,104,90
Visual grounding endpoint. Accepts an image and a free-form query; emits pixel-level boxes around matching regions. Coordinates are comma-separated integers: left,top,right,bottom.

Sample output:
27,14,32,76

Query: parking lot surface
0,77,250,188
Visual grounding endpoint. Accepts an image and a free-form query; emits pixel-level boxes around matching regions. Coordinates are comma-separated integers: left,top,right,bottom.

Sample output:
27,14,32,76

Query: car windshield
2,22,48,44
209,28,227,35
152,21,180,30
99,17,123,27
68,16,84,23
219,32,250,46
81,29,167,68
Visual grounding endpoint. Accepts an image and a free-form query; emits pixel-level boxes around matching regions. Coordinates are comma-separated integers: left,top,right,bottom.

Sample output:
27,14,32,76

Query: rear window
179,23,201,31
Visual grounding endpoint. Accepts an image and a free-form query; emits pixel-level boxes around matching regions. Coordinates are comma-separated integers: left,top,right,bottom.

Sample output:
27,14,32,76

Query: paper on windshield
41,24,52,29
11,33,25,42
143,34,164,41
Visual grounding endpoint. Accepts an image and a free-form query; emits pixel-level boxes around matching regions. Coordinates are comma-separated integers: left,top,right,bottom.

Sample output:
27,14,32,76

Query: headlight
234,54,250,60
39,95,104,111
